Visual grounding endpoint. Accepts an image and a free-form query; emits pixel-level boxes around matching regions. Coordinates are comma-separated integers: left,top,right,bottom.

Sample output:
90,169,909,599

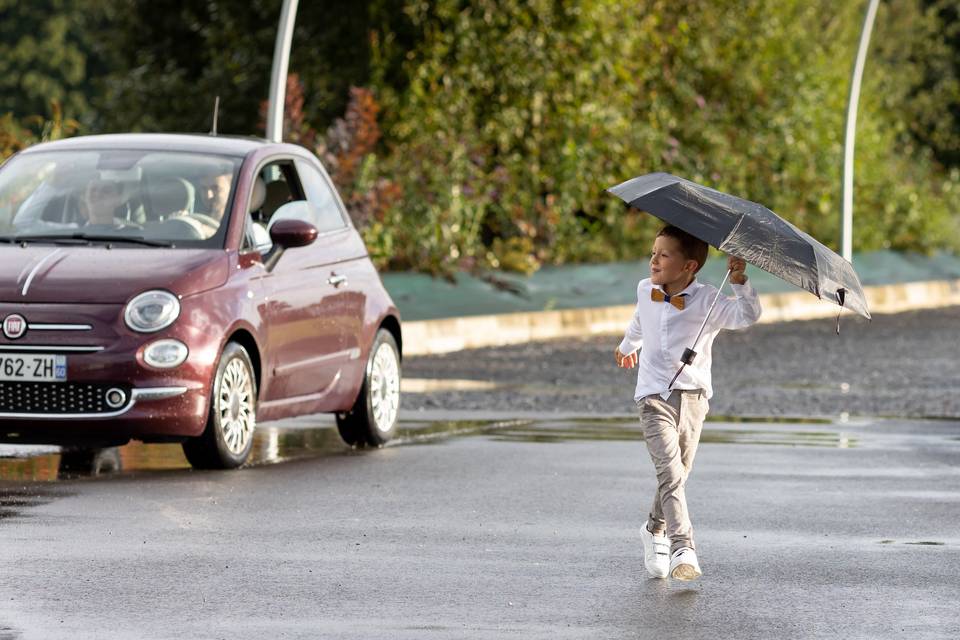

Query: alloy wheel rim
369,342,400,433
218,357,255,455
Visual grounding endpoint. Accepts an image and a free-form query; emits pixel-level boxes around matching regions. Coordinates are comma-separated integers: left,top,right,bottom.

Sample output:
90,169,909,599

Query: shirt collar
655,278,702,298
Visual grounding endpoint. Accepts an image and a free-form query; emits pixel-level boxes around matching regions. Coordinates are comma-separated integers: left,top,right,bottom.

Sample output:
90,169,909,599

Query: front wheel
336,329,401,447
182,342,258,469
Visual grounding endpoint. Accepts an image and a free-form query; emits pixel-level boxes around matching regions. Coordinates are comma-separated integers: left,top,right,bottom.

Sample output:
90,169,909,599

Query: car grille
0,382,127,415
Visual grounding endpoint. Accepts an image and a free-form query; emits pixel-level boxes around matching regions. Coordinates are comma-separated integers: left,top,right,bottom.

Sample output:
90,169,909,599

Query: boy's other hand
727,255,748,285
615,347,638,369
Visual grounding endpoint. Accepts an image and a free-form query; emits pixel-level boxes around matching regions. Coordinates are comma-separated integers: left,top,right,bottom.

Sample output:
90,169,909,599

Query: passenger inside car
81,178,128,227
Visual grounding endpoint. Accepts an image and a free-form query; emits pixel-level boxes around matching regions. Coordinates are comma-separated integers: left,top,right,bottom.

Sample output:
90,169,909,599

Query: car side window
294,159,347,233
253,162,300,225
244,161,305,254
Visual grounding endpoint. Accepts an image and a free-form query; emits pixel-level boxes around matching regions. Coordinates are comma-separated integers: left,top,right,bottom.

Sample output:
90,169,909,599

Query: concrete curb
402,278,960,356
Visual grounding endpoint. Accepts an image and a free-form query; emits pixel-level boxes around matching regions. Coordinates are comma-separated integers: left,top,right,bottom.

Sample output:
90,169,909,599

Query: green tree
0,0,106,125
888,0,960,168
362,0,960,273
92,0,408,135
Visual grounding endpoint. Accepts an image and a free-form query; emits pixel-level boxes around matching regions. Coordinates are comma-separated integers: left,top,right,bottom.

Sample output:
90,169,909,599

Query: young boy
615,225,761,580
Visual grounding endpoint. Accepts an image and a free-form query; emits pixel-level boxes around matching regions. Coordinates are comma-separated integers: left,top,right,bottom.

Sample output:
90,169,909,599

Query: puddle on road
0,413,856,486
568,414,833,426
487,419,858,448
0,418,518,483
0,426,361,483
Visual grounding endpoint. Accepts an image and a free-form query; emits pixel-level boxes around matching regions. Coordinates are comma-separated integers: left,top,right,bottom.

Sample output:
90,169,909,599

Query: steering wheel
189,212,221,229
159,216,205,240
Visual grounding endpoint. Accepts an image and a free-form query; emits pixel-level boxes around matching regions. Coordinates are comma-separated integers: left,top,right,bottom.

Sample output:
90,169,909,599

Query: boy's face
650,235,699,289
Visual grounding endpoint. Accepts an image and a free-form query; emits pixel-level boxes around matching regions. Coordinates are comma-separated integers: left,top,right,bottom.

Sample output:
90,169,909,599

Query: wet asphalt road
1,306,959,637
1,413,959,639
402,305,960,419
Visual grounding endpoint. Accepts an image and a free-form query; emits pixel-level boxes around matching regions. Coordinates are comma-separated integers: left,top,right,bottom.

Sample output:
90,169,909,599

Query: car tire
336,329,401,448
182,342,257,470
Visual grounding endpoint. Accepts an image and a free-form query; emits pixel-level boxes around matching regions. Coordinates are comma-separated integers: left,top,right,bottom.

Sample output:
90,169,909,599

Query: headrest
149,177,194,219
249,176,266,213
262,180,291,217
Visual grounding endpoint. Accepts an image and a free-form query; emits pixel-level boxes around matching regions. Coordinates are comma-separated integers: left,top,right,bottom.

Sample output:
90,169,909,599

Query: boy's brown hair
656,225,709,273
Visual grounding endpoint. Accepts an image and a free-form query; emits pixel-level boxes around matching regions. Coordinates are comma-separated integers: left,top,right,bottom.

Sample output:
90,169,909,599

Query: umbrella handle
668,269,732,391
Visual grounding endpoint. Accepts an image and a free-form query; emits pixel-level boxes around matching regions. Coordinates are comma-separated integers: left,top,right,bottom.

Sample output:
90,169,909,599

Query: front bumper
0,382,210,446
0,385,188,419
0,300,220,445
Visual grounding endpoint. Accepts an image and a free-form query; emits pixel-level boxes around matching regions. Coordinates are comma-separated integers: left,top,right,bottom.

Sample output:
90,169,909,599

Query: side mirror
269,218,318,249
262,218,318,271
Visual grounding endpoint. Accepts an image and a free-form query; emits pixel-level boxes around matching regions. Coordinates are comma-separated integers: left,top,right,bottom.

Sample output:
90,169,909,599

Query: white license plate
0,354,67,382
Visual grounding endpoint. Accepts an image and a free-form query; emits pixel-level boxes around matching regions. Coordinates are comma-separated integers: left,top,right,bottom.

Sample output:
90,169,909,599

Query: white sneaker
669,547,702,581
640,523,670,578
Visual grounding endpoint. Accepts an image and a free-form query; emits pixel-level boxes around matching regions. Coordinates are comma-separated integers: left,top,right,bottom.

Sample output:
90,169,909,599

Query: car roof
20,133,302,158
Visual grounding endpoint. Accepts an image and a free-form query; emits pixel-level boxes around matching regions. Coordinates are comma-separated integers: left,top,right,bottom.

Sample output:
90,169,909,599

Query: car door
255,159,338,402
256,159,365,406
292,158,369,388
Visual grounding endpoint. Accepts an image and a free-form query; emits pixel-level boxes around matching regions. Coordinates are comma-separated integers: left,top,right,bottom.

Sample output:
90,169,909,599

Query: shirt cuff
618,338,642,355
730,281,755,297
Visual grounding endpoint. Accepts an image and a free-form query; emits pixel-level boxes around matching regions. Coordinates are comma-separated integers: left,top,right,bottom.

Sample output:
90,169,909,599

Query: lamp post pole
841,0,880,263
266,0,300,143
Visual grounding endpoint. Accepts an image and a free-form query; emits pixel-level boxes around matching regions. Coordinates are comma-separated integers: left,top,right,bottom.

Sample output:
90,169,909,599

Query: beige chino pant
639,389,709,554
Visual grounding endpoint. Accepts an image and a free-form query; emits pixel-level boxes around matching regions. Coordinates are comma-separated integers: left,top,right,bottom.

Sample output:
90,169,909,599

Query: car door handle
327,273,348,288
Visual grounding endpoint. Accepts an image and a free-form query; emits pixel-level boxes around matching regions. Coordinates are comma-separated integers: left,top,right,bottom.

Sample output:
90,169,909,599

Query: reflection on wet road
0,418,529,482
0,413,912,483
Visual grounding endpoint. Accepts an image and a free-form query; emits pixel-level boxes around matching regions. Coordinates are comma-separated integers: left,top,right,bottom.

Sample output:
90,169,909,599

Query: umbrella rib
719,213,747,254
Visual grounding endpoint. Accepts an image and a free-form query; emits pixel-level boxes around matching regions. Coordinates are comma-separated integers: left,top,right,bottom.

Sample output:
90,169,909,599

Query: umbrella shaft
668,268,732,391
691,268,732,352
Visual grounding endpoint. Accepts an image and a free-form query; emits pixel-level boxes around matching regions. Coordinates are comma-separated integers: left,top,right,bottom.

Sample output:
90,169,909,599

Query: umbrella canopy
608,172,870,319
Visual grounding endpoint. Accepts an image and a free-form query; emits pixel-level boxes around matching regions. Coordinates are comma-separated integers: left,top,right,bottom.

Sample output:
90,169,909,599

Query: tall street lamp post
266,0,300,143
841,0,880,263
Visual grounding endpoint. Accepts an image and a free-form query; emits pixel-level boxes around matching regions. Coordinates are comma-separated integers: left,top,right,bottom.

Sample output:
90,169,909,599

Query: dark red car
0,134,402,468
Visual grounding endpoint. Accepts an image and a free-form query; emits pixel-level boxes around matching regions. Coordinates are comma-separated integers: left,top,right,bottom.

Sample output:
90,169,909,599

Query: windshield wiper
11,233,175,248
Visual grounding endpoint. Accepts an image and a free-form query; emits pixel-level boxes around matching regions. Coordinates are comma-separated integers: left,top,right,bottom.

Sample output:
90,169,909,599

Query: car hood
0,246,229,304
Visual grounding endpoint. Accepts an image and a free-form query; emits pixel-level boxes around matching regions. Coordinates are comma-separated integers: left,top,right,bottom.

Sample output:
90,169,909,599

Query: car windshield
0,149,243,247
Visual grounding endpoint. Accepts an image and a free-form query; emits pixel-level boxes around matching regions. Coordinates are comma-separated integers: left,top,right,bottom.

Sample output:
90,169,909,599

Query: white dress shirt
618,277,762,402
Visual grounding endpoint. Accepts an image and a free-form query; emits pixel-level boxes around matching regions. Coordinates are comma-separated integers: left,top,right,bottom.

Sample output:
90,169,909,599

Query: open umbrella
607,172,871,387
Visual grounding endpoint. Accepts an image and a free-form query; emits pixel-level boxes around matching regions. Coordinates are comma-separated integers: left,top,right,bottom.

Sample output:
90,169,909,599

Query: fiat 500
0,134,402,468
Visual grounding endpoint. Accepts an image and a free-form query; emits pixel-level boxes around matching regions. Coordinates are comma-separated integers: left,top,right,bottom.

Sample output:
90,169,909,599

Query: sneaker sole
670,563,702,581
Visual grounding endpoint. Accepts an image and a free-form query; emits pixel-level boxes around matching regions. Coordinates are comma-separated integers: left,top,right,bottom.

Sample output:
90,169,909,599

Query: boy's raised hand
727,255,748,285
615,347,638,369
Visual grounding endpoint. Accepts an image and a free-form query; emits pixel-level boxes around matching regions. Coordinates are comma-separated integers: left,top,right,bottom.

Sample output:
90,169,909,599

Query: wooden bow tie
651,288,686,310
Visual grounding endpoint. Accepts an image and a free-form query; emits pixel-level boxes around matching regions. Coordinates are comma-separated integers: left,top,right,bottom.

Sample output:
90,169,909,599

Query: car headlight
124,290,181,333
143,339,189,368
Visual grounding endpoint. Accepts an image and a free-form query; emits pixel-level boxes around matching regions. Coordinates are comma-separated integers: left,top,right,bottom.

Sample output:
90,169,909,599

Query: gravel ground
402,305,960,419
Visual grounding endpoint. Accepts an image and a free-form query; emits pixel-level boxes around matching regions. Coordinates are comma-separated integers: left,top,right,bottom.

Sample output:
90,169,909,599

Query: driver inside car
178,166,234,239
